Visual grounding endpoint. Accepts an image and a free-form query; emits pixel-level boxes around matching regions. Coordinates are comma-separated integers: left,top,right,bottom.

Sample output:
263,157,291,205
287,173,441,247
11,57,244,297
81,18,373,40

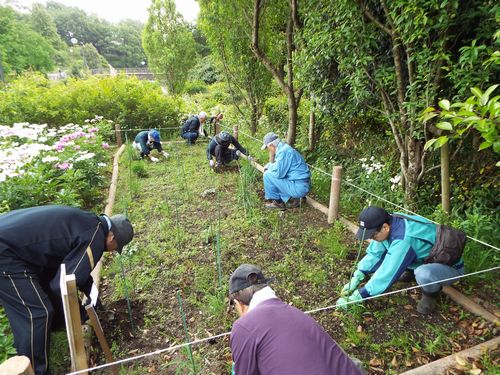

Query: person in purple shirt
228,264,365,375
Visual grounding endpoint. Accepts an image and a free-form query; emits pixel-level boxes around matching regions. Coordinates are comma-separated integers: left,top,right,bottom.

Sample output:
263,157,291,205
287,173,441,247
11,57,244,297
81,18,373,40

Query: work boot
287,197,306,208
417,291,440,314
265,200,286,210
398,269,415,282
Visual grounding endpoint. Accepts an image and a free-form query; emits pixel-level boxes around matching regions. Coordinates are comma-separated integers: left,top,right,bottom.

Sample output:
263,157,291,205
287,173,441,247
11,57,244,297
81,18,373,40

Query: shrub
0,120,111,212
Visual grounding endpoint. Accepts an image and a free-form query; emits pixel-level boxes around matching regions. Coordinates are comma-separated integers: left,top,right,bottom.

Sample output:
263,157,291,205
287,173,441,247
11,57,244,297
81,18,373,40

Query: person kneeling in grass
206,131,248,171
336,206,465,314
229,264,365,375
261,132,311,210
133,129,169,162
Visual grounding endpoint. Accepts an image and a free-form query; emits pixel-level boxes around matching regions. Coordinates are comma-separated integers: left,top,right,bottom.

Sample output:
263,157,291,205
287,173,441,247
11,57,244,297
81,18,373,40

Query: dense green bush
0,73,183,132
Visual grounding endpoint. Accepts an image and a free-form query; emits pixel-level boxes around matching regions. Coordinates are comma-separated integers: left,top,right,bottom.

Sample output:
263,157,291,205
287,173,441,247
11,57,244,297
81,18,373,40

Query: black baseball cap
229,264,273,294
109,214,134,253
355,206,390,240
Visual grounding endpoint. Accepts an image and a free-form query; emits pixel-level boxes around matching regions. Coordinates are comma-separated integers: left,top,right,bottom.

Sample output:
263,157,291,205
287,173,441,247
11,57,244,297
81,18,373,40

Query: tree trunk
441,142,450,214
402,137,424,208
250,102,258,135
308,104,316,151
286,91,298,145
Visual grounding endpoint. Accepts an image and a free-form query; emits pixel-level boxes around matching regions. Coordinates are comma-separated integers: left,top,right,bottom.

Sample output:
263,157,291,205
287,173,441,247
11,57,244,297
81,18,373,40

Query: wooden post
441,142,450,214
0,356,34,375
115,123,122,147
60,265,88,374
233,125,239,140
85,306,119,375
215,121,221,135
328,166,343,224
308,102,316,151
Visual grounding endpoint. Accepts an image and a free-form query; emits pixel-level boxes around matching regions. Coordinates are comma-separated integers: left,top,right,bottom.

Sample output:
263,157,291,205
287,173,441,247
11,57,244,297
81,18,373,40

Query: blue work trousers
263,172,310,202
181,132,198,144
415,262,465,293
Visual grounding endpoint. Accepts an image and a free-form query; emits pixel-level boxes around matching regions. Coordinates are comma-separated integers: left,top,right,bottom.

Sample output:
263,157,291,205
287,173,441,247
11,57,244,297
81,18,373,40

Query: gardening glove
336,290,363,310
341,270,365,296
209,160,215,168
162,151,170,158
150,156,159,162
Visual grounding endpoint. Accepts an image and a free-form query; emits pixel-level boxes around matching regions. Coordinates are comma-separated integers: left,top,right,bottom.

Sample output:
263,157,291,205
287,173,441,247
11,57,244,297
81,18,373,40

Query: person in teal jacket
337,206,465,314
261,132,311,210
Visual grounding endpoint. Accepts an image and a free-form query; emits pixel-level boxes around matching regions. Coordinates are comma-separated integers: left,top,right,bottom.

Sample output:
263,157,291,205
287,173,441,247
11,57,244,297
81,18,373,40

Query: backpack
393,214,466,266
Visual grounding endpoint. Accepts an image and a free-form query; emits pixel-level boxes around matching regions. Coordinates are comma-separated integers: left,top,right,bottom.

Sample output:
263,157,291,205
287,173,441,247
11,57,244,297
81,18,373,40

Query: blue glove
336,290,363,310
341,270,365,296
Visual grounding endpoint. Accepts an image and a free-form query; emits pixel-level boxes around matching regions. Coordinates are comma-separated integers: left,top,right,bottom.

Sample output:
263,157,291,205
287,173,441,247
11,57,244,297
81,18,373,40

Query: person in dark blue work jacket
181,112,207,145
206,131,248,170
0,205,134,375
133,129,169,162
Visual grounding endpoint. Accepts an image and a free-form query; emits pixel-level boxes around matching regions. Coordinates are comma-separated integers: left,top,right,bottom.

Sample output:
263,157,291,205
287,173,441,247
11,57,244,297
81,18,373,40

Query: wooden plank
60,264,88,373
85,305,119,375
399,336,500,375
443,285,499,324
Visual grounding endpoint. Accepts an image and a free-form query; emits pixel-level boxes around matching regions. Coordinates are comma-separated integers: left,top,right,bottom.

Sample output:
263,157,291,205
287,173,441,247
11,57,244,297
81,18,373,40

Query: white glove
209,160,215,168
150,156,159,162
247,156,254,162
162,151,170,158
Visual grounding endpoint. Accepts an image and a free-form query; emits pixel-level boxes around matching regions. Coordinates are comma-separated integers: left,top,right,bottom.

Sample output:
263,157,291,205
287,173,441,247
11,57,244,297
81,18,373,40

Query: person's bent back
229,264,364,375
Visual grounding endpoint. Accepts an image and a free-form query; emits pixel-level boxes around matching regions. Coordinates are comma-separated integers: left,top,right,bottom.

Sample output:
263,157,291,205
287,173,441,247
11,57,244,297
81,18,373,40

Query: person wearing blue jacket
337,206,465,314
261,132,311,209
133,129,169,162
206,131,248,169
0,205,134,375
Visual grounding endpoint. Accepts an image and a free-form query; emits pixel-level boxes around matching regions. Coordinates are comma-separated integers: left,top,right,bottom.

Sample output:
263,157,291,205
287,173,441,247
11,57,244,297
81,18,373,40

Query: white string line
228,126,500,253
66,265,499,375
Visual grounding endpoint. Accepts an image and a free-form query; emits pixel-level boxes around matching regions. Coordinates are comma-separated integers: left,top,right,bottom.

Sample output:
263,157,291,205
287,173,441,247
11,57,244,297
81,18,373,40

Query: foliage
0,5,55,75
0,308,16,362
422,85,500,165
0,120,111,212
143,0,197,95
0,73,182,131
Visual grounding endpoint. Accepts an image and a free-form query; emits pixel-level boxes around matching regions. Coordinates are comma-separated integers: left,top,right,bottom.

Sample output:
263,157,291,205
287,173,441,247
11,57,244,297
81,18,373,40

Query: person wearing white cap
260,132,311,209
181,111,207,145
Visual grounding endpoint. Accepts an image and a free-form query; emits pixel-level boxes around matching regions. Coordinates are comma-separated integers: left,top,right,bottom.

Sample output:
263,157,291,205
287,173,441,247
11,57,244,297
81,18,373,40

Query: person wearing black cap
229,264,365,375
0,205,134,375
337,206,465,314
133,129,169,162
206,131,248,170
260,132,311,209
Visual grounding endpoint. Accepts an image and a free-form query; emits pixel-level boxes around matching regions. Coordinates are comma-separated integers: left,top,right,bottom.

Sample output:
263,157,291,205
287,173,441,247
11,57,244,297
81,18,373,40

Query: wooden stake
328,166,342,224
85,305,119,375
233,125,239,140
0,356,34,375
60,265,88,373
115,123,122,147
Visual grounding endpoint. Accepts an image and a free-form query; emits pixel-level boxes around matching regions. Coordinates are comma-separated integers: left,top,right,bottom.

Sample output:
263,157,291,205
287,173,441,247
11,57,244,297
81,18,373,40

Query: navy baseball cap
229,264,273,294
355,206,390,240
261,132,279,150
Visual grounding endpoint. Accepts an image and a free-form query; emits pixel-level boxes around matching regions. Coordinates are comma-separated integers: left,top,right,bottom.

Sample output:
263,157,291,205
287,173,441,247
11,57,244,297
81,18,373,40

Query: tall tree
251,0,303,145
198,0,272,134
0,5,54,75
298,0,495,205
142,0,197,94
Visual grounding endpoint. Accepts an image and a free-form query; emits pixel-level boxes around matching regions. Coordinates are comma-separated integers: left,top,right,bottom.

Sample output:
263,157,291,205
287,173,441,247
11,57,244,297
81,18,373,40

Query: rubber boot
398,269,415,282
417,290,440,314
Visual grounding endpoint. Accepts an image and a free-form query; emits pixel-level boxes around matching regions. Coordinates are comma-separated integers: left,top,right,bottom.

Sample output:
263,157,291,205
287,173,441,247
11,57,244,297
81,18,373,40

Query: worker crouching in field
181,111,207,145
0,205,134,375
337,206,466,314
261,132,311,210
206,131,248,171
229,264,365,375
133,129,169,162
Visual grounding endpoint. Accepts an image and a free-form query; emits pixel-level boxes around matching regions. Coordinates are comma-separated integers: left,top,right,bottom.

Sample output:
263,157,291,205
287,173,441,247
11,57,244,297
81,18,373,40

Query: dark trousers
181,132,198,144
0,270,54,375
214,145,238,164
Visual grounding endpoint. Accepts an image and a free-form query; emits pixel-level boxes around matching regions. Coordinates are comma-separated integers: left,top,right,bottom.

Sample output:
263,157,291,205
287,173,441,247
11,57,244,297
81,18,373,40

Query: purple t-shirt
230,298,363,375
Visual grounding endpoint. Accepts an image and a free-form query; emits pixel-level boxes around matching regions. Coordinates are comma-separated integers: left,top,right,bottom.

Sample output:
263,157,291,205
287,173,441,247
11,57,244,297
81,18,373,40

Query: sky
3,0,200,24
